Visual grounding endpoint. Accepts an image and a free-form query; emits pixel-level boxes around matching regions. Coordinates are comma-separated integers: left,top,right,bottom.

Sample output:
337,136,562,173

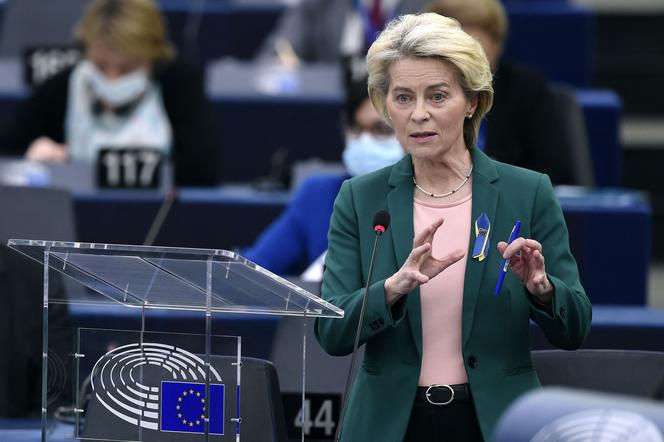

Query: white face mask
342,132,403,177
84,60,150,107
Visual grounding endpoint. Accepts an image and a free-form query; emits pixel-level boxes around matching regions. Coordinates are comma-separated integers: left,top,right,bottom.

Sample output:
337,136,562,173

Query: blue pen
494,220,521,295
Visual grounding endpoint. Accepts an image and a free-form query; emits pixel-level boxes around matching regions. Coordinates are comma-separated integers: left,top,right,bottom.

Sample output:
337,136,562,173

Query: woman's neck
411,150,473,202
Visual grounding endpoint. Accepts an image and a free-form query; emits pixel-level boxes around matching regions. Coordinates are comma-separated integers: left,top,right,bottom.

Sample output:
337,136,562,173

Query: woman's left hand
497,238,553,305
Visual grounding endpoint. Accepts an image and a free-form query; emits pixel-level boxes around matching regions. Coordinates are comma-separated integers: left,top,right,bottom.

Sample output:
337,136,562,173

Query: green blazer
315,149,592,441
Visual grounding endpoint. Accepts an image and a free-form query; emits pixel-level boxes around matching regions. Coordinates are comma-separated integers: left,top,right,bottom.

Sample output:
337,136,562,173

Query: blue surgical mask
342,133,403,176
84,60,149,107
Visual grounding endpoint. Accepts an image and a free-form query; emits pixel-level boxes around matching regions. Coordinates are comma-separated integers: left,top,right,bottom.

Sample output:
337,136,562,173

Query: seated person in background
243,76,403,276
0,0,222,186
427,0,581,185
257,0,432,63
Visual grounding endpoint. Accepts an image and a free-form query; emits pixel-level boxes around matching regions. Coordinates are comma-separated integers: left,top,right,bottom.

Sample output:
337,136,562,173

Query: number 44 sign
283,393,340,440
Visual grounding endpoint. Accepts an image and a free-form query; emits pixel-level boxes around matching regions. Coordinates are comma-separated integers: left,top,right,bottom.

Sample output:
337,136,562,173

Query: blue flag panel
161,381,224,435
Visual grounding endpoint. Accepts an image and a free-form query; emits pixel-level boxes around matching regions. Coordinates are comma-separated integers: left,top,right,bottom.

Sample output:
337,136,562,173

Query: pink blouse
413,194,472,386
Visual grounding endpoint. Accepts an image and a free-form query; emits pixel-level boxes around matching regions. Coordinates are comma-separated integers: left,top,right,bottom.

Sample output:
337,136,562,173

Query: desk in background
0,0,595,87
74,186,290,250
557,186,650,305
67,185,651,306
0,419,72,442
531,305,664,352
160,0,595,87
0,58,621,185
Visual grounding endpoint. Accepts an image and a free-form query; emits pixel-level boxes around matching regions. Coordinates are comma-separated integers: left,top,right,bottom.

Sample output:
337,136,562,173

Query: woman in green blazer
315,13,592,442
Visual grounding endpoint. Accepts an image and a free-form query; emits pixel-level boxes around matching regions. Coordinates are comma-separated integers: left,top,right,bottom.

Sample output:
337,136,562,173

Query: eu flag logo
160,381,224,435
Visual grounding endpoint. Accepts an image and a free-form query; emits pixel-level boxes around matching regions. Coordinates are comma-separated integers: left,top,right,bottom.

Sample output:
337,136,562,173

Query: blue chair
504,3,594,87
577,89,623,187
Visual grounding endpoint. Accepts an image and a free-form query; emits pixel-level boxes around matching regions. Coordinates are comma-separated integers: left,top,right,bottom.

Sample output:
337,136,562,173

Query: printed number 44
294,399,335,436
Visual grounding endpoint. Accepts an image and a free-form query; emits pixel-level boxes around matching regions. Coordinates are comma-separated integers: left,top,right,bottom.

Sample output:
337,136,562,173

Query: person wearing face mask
243,76,404,277
343,96,404,177
0,0,222,186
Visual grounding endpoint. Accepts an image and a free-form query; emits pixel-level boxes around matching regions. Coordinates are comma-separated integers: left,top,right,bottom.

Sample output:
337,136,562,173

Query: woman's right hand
25,137,68,162
384,216,465,306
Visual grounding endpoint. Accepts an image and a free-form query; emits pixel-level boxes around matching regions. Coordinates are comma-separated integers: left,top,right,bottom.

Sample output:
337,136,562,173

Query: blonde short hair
367,13,493,150
75,0,174,64
426,0,508,45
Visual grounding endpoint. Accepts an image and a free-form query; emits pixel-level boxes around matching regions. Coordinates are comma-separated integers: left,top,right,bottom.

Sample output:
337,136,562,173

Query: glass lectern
7,239,343,442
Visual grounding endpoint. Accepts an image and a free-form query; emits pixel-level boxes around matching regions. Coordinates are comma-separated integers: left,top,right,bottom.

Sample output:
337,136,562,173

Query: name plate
96,148,163,189
282,392,340,440
23,46,81,87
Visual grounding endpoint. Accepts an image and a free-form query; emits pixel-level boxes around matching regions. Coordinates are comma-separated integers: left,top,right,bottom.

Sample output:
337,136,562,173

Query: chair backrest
0,0,89,57
0,185,75,416
533,349,664,398
82,355,288,442
0,185,76,242
549,85,595,187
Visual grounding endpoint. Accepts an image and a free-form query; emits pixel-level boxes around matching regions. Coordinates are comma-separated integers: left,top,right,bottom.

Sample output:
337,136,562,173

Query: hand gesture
384,217,465,306
25,137,68,162
497,238,553,304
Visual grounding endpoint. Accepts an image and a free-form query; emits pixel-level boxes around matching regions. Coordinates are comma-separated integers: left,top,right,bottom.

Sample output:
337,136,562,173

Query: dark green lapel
386,155,423,356
385,151,501,354
462,149,500,347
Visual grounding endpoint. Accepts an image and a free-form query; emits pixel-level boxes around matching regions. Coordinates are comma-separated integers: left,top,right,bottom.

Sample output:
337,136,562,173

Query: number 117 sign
97,147,163,189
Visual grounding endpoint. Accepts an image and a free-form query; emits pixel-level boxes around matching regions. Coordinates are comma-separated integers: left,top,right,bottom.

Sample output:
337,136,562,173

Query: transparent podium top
8,239,344,318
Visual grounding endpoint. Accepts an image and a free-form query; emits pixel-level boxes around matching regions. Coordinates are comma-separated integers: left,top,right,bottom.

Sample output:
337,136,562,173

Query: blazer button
468,356,478,369
560,307,567,319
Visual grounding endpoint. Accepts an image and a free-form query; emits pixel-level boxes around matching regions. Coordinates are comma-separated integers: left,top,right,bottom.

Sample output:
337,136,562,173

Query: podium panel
7,239,343,442
78,329,239,442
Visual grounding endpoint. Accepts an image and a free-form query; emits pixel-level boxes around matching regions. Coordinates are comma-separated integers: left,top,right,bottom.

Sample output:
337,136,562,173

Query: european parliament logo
88,342,228,436
161,381,225,435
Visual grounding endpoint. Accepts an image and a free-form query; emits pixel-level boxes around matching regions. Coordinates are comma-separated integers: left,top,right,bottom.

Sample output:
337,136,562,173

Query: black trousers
403,396,484,442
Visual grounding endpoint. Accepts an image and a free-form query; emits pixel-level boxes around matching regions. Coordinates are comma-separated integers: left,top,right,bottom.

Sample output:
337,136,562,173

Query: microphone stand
143,189,177,246
335,228,384,442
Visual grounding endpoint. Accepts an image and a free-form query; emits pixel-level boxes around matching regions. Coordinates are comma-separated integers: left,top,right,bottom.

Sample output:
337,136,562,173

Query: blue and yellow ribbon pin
472,212,491,261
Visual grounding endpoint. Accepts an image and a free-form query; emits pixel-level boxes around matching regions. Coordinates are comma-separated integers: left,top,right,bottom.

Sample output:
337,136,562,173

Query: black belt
415,383,472,406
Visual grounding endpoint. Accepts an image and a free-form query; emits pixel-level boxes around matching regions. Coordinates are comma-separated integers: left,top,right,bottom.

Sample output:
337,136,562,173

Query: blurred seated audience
0,0,222,186
243,76,403,276
257,0,431,64
427,0,583,185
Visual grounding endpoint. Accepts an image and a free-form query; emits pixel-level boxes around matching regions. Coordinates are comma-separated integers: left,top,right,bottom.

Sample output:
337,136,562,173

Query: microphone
373,210,390,235
335,210,390,441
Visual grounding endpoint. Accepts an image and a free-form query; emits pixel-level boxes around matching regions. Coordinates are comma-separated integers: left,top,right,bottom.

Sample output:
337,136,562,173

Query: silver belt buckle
425,384,454,406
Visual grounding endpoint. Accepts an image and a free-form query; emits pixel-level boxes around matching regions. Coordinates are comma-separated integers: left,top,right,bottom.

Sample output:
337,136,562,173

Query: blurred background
0,0,662,439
